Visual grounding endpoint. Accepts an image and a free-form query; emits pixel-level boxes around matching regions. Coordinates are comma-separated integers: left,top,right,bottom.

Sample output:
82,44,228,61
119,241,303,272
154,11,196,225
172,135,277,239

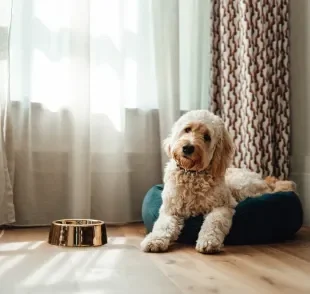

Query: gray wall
290,0,310,224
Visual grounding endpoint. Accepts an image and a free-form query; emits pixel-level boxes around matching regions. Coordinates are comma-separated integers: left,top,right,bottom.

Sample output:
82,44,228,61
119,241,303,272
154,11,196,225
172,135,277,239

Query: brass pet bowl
48,219,107,247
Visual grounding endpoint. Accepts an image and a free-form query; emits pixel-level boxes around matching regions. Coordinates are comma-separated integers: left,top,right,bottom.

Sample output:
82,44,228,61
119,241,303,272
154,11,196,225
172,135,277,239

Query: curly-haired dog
140,110,296,254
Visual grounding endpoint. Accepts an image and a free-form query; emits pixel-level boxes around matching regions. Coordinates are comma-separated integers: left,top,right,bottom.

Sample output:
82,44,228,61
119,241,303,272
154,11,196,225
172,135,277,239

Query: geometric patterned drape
209,0,290,179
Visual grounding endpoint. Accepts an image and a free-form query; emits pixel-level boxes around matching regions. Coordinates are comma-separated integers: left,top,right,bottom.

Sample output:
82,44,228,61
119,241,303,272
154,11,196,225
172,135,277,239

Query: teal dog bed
142,185,303,245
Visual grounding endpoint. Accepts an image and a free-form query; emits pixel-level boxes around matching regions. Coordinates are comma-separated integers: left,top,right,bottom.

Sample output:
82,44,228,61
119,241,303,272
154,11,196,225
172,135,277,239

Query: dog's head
164,110,235,177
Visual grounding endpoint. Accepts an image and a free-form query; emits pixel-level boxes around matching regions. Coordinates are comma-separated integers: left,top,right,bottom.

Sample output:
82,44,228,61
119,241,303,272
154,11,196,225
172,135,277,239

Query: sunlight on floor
22,252,67,286
0,227,248,293
109,236,127,245
0,255,26,277
46,250,96,285
27,241,45,250
0,241,38,251
18,238,125,286
0,232,175,293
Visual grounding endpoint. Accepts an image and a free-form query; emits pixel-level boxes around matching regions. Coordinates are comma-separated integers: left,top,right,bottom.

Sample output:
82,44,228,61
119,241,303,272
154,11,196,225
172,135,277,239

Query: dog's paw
140,234,169,253
274,180,297,192
195,237,222,254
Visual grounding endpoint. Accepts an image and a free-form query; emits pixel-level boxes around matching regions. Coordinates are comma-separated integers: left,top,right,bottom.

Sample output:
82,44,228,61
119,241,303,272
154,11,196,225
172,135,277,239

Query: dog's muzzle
182,144,195,155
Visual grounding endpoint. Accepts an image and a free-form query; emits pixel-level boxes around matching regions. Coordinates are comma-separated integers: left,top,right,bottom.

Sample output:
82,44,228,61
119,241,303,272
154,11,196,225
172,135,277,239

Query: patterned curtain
210,0,290,179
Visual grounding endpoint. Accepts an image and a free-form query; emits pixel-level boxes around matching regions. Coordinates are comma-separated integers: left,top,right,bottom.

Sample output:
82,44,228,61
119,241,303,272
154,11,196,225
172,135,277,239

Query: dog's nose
182,144,195,155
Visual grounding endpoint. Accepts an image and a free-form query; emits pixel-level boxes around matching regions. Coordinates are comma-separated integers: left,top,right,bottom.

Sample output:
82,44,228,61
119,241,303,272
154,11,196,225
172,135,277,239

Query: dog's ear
210,127,235,178
163,135,172,158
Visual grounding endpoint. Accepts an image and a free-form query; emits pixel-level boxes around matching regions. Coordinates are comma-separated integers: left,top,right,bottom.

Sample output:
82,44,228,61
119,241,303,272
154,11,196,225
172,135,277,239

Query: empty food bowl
48,219,107,247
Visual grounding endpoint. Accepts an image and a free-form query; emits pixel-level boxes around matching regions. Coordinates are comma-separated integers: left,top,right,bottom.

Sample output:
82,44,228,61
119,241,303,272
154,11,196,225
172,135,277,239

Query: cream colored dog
140,110,296,254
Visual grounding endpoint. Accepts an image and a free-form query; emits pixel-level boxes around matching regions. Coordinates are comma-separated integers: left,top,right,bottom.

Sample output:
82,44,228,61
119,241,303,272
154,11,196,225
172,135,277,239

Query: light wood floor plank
1,224,310,293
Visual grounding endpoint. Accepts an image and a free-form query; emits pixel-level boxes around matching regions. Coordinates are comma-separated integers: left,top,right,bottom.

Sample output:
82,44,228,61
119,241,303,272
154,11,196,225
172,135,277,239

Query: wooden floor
1,224,310,293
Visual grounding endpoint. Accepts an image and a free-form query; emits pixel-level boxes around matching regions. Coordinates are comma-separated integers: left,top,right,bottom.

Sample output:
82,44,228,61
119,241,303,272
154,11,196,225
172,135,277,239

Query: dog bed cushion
142,185,303,245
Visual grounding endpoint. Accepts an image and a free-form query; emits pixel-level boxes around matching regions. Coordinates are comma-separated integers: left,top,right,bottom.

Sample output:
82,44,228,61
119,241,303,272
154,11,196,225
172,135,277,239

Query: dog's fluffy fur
141,110,296,254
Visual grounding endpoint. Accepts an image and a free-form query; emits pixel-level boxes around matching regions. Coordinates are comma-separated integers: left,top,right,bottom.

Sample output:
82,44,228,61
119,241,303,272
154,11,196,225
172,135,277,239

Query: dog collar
176,165,209,175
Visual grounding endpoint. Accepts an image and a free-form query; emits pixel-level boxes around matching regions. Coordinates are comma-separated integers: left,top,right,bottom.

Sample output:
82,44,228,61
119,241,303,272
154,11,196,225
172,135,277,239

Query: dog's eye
184,127,191,133
204,134,211,142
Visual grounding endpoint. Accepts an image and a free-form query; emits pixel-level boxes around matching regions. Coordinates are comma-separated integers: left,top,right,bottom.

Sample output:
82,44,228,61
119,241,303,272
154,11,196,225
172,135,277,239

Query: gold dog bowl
48,219,107,247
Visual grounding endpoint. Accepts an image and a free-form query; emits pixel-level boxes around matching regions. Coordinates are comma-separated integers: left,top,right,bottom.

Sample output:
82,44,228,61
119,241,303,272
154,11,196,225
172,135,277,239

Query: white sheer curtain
1,0,211,225
0,0,15,225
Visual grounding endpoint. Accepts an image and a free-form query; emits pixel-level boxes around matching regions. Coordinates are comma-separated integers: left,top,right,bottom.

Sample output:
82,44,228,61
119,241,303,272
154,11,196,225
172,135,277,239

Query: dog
140,109,296,254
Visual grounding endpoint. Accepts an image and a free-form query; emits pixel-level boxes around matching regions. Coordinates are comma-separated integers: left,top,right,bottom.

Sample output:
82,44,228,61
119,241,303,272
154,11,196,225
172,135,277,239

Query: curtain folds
210,0,290,179
0,0,15,225
0,0,291,226
1,0,211,225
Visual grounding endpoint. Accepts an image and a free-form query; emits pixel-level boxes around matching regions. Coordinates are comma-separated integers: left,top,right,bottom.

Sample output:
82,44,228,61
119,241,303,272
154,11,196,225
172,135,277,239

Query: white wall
290,0,310,224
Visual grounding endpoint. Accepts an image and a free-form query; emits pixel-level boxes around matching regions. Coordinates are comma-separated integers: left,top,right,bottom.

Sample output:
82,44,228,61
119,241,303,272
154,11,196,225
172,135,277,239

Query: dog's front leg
196,207,234,254
140,208,184,253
